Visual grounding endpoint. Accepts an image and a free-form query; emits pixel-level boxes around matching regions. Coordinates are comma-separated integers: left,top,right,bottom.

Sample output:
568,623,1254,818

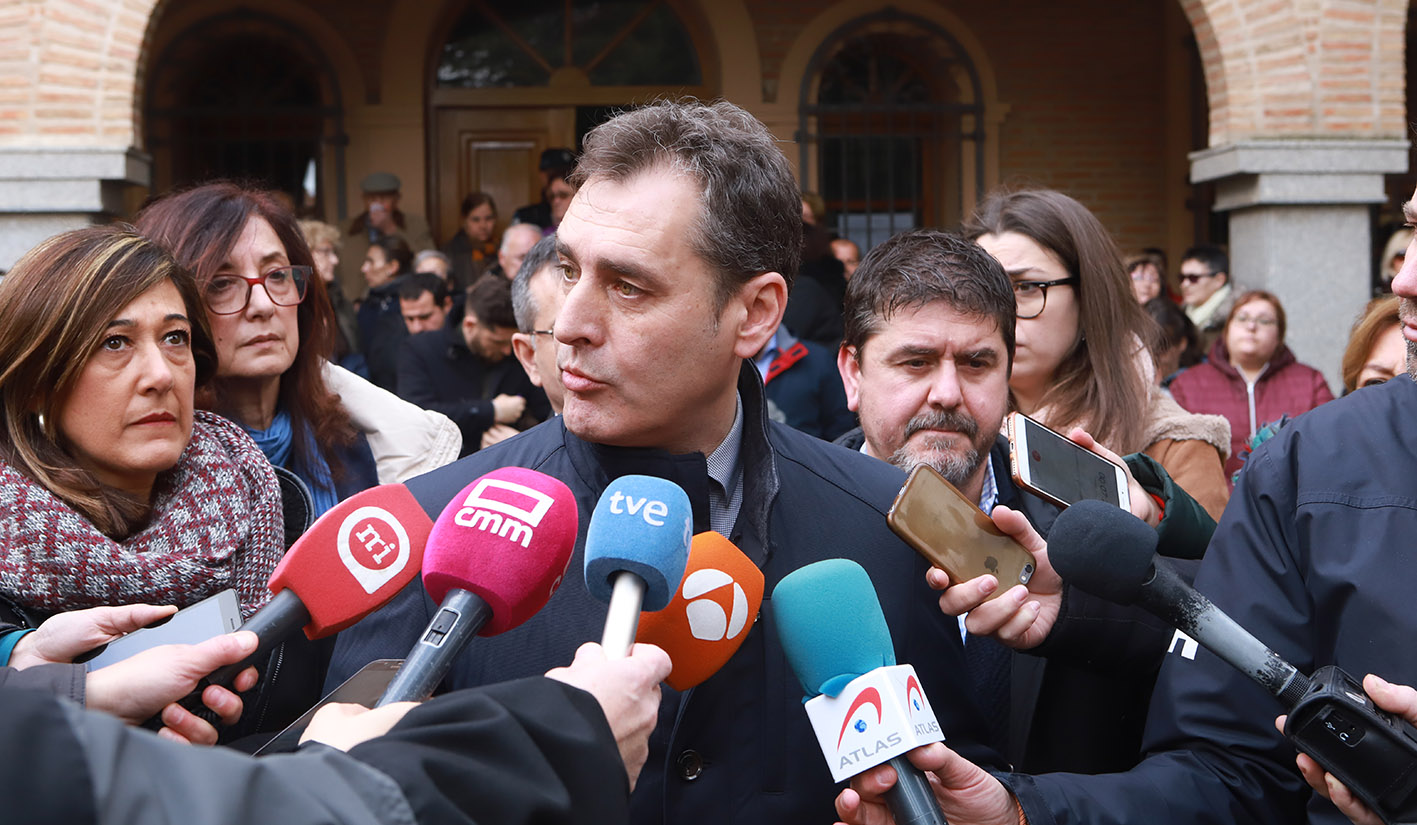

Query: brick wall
0,0,156,147
1180,0,1407,144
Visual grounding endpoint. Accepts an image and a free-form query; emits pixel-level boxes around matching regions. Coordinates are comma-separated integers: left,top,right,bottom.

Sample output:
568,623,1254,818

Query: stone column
0,148,151,270
1190,139,1409,388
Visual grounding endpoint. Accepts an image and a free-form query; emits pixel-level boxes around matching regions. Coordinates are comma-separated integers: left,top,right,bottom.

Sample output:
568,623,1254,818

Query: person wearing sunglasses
1170,290,1333,487
1179,244,1235,353
964,188,1231,520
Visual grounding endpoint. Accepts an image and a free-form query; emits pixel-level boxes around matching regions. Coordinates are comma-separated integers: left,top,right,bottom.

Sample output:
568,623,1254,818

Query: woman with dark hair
964,188,1231,519
0,224,282,739
1341,294,1406,394
1170,290,1333,485
443,191,498,291
137,183,379,516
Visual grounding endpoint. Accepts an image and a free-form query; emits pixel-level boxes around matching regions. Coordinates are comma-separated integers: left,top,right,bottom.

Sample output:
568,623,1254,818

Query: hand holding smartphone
1007,412,1131,511
886,465,1035,600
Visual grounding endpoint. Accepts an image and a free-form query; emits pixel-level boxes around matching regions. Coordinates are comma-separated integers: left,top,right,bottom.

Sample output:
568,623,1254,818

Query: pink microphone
377,467,578,704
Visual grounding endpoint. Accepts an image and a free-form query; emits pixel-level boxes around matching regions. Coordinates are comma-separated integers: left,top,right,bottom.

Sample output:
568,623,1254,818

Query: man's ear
1217,271,1229,287
441,296,453,311
730,271,788,360
836,344,863,413
510,333,543,388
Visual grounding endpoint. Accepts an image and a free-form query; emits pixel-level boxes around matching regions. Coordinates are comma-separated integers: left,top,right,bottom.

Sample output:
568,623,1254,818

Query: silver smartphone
80,589,242,671
1007,412,1131,511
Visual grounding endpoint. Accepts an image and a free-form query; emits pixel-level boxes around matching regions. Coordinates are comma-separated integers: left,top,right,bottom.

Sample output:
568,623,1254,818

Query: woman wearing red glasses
138,184,380,517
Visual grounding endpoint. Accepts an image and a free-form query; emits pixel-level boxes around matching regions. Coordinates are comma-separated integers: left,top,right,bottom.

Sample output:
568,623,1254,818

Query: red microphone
202,483,434,688
635,531,764,690
377,467,578,705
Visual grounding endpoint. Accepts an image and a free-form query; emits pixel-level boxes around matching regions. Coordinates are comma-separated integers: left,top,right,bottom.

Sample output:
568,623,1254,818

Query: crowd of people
0,96,1412,825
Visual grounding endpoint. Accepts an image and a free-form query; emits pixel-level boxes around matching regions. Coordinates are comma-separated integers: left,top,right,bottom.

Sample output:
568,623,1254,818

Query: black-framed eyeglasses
205,266,311,315
1014,277,1078,320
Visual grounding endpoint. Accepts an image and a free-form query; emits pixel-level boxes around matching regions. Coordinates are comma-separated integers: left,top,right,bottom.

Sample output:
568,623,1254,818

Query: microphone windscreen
772,559,895,698
422,467,579,636
269,483,434,638
1049,499,1160,604
583,475,692,611
635,531,765,690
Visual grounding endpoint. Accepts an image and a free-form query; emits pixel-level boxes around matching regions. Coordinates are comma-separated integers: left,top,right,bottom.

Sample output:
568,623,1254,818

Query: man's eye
556,264,578,284
613,281,643,297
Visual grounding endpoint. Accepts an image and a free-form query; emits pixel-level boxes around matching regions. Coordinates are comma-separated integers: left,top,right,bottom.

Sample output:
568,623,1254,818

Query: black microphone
1048,499,1309,707
1051,500,1417,824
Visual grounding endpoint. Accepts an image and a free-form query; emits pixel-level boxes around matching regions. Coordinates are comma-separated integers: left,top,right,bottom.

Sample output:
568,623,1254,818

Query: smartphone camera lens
1020,563,1035,585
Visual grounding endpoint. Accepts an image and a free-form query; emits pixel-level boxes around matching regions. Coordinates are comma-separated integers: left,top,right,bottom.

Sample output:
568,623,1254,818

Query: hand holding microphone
775,559,951,825
546,641,672,790
583,476,692,658
1051,500,1417,825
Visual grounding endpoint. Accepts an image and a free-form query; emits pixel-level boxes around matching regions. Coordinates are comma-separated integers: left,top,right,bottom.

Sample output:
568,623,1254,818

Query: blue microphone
584,475,692,657
774,560,948,825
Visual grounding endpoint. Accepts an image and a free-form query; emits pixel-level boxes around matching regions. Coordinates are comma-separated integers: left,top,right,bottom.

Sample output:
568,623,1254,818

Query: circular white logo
682,568,748,642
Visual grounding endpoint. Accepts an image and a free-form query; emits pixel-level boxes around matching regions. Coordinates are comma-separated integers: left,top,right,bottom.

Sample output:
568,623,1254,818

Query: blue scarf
243,408,340,517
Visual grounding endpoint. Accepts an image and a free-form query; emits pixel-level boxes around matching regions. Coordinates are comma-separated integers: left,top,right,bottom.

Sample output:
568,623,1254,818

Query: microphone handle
1143,559,1309,708
883,755,949,825
378,588,492,706
600,571,647,658
204,588,312,689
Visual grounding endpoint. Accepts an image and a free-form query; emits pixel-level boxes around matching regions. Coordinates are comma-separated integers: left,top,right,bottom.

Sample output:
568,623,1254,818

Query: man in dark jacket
330,99,1005,825
397,274,548,455
6,632,670,825
835,228,1214,775
833,191,1417,825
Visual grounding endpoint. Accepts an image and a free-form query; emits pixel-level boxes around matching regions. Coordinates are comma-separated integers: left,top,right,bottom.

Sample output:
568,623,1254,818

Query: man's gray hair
573,98,803,309
512,234,562,333
414,249,450,269
500,222,542,253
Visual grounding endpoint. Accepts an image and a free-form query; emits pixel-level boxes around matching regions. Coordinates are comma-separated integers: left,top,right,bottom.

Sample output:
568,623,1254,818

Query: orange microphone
635,531,765,691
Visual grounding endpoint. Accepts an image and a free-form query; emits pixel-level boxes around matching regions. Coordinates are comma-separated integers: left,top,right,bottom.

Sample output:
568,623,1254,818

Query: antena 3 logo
338,506,413,594
454,477,555,548
682,568,750,642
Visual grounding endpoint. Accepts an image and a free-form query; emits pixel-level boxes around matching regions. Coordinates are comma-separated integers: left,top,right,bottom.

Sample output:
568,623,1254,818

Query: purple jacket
1170,339,1333,482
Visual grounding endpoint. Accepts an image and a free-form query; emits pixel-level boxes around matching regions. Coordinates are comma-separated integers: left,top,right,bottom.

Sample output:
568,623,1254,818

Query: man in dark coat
330,99,1006,825
397,274,547,455
836,228,1214,775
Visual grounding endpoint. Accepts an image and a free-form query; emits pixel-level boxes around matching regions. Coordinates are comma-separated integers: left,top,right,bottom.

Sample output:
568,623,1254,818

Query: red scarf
0,411,285,619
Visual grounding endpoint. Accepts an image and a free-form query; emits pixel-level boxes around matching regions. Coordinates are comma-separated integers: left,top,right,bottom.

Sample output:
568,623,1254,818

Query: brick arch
0,0,161,147
1177,0,1408,146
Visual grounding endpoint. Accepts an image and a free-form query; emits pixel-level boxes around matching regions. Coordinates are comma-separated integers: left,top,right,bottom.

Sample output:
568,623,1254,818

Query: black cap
539,148,576,171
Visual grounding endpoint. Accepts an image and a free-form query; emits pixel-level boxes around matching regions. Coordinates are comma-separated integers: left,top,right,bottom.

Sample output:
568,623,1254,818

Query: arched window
438,0,701,89
798,11,985,250
145,11,346,214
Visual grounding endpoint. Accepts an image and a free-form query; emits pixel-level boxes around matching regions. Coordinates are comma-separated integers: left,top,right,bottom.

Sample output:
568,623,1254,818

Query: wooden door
432,107,576,245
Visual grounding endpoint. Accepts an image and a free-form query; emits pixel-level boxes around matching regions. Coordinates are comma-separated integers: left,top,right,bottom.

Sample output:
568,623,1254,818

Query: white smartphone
1007,412,1131,511
79,589,242,671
